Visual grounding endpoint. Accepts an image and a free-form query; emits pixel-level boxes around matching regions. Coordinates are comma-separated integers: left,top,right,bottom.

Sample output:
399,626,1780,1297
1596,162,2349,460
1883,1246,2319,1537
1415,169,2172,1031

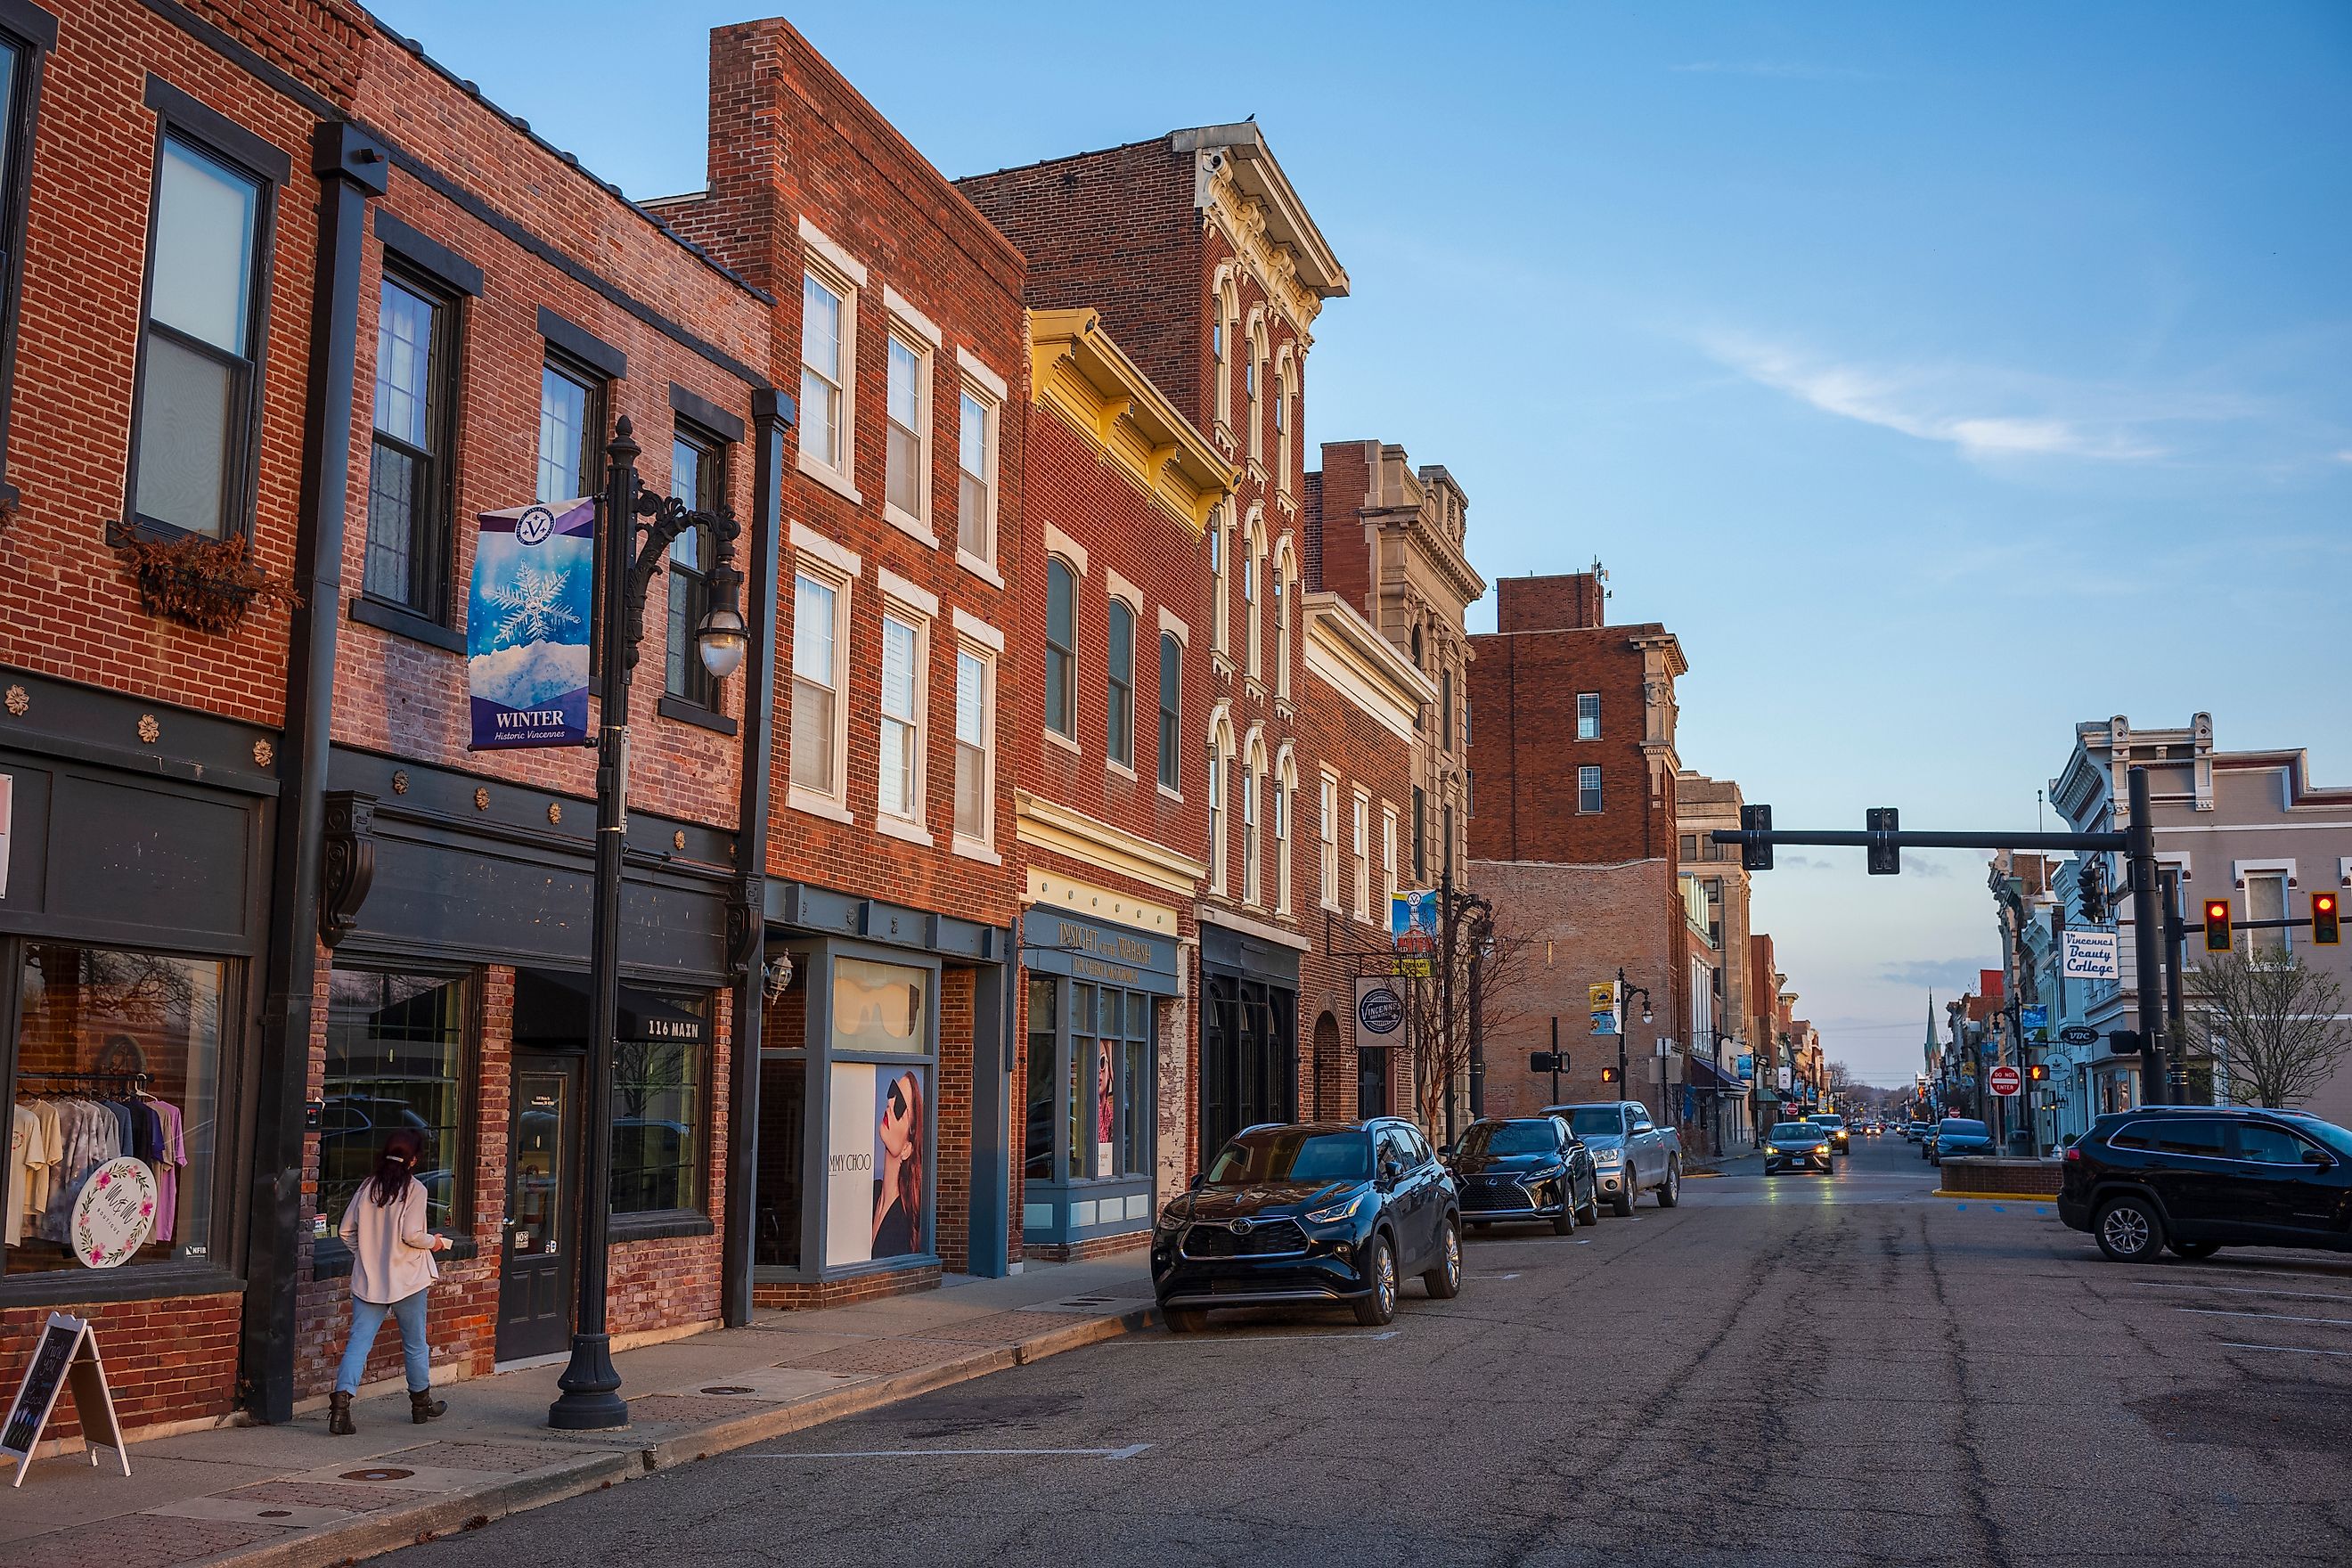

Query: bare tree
1825,1060,1854,1102
2184,951,2352,1109
1407,916,1536,1141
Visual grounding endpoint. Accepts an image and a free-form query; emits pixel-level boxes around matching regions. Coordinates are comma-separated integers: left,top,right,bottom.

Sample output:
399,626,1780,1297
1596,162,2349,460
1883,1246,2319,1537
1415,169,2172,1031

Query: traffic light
1866,806,1899,875
1741,804,1773,871
2315,891,2341,946
2202,898,2233,953
1600,1065,1620,1084
2078,857,2107,925
2027,1062,2049,1083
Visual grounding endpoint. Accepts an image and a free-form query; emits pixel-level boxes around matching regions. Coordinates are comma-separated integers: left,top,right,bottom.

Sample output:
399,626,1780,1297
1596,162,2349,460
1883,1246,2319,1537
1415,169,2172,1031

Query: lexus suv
1152,1119,1461,1331
1447,1115,1599,1234
2059,1106,2352,1263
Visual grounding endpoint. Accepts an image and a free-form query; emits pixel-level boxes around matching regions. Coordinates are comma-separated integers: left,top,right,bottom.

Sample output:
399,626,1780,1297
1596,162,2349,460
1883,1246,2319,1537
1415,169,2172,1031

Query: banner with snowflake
466,496,595,749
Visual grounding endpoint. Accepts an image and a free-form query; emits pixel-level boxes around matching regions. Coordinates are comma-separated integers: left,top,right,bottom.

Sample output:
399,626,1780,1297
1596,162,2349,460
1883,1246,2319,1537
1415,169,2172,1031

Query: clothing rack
15,1071,153,1090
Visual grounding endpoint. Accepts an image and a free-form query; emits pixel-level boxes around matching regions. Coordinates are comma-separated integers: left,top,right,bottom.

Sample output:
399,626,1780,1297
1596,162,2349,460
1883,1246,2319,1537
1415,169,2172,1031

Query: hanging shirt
8,1103,53,1247
28,1100,63,1216
151,1100,186,1245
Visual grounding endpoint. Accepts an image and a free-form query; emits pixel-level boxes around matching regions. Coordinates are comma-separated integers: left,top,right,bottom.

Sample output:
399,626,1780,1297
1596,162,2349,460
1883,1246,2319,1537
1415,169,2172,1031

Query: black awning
512,968,708,1047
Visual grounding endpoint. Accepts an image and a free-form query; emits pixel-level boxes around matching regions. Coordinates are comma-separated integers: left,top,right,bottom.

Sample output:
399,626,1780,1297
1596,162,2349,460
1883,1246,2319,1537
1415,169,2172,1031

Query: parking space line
2219,1342,2352,1358
2177,1308,2352,1327
2130,1282,2352,1303
743,1443,1153,1460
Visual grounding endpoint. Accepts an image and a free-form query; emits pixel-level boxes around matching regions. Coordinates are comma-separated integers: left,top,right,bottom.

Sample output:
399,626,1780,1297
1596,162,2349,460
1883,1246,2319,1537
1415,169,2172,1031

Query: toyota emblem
1227,1218,1253,1235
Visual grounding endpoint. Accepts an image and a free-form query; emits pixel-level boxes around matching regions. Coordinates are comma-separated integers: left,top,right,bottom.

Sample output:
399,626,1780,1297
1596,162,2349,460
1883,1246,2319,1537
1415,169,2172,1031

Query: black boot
410,1388,447,1423
328,1392,355,1436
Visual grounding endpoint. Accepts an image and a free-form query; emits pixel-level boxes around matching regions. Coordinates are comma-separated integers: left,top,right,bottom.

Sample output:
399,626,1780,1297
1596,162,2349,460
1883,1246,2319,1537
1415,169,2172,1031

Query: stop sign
1989,1064,2022,1097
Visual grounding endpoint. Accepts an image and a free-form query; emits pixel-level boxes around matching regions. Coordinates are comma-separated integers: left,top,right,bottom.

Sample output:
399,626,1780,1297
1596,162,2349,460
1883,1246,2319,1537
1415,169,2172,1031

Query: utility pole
2125,767,2169,1107
2158,866,2191,1103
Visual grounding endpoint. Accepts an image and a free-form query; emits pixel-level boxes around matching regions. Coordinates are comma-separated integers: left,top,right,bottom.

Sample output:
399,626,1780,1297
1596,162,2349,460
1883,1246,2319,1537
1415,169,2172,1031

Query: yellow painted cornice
1015,789,1209,898
1028,307,1237,534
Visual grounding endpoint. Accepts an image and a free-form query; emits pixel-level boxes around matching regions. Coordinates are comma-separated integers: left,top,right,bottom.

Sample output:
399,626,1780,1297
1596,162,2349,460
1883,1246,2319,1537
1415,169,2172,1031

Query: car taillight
2063,1145,2082,1162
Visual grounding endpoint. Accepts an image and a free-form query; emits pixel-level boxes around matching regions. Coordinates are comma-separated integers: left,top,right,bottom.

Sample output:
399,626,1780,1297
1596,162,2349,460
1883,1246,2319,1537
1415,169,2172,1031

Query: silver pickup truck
1542,1100,1683,1215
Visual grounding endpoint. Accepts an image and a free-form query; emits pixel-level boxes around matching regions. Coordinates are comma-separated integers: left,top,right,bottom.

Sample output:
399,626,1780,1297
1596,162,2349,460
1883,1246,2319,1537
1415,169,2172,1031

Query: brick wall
1497,571,1606,633
0,1292,241,1442
1306,440,1376,617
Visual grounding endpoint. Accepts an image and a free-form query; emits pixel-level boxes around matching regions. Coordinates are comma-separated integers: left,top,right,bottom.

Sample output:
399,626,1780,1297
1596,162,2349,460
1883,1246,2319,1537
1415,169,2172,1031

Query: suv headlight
1592,1147,1622,1165
1304,1191,1371,1227
1153,1205,1188,1236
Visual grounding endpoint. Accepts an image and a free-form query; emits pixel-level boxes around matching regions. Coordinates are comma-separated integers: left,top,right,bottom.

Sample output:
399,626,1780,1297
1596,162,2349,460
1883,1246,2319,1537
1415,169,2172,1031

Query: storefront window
8,944,225,1275
612,993,709,1216
1025,979,1055,1180
323,969,467,1231
823,955,933,1269
1035,978,1155,1185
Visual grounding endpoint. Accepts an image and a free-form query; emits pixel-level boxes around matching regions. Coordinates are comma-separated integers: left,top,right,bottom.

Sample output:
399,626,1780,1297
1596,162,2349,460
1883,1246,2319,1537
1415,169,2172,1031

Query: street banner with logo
2062,928,2119,981
1390,889,1438,952
466,497,595,750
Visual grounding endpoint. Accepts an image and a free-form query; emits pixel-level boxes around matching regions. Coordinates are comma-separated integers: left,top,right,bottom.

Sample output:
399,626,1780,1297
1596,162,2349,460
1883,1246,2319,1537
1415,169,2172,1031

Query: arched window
1273,539,1295,701
1157,632,1181,791
1206,715,1233,894
1213,278,1238,431
1209,506,1229,657
1107,597,1135,768
1246,321,1268,463
1243,527,1261,681
1274,747,1297,916
1243,732,1266,907
1045,556,1076,741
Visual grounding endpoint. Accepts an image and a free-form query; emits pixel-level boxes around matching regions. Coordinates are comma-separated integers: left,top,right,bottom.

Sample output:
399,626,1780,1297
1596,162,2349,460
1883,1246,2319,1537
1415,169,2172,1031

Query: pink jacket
338,1177,442,1304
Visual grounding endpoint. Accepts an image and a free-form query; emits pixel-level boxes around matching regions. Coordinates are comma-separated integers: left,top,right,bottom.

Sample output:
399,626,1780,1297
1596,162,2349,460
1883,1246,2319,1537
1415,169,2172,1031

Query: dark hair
891,1072,923,1229
369,1129,425,1208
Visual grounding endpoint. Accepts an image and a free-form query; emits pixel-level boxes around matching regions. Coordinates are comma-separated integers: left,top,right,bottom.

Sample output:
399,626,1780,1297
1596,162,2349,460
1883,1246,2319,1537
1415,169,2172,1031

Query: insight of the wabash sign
3,1312,129,1486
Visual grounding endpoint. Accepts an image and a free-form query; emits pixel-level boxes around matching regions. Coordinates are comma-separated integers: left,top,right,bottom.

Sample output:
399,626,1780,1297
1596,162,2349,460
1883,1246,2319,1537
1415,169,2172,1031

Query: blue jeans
335,1289,432,1395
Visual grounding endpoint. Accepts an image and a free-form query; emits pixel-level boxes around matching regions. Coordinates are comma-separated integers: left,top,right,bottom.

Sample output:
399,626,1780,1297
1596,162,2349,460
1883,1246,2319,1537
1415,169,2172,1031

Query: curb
194,1304,1156,1567
1932,1189,2059,1203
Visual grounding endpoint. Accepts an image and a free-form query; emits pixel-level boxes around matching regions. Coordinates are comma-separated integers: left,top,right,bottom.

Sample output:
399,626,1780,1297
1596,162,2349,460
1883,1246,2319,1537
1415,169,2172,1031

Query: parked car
1806,1113,1851,1154
1902,1121,1929,1142
1764,1121,1834,1175
1151,1119,1461,1331
1446,1116,1599,1234
1543,1100,1683,1215
2058,1107,2352,1263
1929,1117,1994,1166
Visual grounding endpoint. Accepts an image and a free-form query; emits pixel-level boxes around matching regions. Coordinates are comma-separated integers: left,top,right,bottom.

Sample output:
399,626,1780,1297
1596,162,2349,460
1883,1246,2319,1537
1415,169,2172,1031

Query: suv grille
1181,1219,1309,1258
1460,1176,1534,1211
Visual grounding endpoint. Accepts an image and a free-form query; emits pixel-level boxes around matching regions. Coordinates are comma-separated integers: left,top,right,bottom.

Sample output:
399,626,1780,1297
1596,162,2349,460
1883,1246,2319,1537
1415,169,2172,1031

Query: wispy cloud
1702,333,2170,461
1671,61,1883,82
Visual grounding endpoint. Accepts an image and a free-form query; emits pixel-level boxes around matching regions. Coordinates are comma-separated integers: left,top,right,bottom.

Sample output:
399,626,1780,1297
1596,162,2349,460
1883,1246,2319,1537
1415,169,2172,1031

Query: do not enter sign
1989,1065,2022,1097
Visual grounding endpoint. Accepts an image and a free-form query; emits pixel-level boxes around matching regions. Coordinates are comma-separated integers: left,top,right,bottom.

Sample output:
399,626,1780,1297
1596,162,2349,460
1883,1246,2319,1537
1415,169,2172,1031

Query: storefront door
1358,1047,1388,1120
497,1054,577,1361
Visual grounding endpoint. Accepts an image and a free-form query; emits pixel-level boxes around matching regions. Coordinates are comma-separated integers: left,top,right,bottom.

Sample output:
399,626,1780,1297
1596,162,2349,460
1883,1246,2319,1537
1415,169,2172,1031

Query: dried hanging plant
109,524,302,634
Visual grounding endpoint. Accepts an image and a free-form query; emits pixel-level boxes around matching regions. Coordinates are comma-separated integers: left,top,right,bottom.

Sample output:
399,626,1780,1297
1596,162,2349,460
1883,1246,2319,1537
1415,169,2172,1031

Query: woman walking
329,1128,452,1434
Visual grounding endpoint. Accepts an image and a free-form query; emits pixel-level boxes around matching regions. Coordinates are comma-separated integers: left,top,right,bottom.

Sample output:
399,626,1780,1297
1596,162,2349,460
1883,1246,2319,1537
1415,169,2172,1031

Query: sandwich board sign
3,1312,129,1486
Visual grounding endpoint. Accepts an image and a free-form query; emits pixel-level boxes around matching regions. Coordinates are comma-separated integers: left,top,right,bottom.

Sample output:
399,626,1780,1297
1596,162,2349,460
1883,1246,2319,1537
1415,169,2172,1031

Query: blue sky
370,1,2352,1084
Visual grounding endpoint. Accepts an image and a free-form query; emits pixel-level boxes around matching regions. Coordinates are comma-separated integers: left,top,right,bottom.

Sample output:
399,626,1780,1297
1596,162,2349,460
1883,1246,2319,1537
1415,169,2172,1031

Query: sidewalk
4,1256,1159,1568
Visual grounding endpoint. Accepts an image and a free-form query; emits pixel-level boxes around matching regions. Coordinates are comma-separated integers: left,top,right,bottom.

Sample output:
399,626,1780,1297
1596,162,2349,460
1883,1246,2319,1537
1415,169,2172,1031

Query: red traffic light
2316,892,2341,946
2203,898,2233,953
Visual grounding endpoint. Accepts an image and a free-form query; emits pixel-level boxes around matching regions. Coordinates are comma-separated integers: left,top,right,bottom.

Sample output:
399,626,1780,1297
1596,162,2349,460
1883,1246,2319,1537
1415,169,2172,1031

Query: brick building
1308,441,1483,892
962,124,1362,1169
1013,306,1227,1255
652,17,1031,1306
0,0,776,1437
1676,770,1755,1153
1466,571,1695,1123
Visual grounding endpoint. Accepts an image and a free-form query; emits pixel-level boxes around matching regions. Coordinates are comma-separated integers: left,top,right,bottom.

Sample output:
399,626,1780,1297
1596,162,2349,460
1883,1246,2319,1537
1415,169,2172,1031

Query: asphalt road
408,1135,2352,1567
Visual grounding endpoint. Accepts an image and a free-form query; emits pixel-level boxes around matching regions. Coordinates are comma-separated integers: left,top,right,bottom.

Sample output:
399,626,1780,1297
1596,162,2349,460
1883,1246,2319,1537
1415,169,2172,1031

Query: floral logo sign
466,497,596,751
70,1158,159,1269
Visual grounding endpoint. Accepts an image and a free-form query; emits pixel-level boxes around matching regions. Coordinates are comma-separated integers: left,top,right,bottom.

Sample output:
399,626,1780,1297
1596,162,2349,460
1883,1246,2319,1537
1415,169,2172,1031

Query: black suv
2059,1106,2352,1262
1152,1118,1461,1331
1446,1115,1599,1234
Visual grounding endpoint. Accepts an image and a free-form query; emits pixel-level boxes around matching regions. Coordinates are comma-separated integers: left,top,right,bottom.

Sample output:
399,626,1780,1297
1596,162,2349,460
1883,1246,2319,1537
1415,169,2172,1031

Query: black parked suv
2059,1106,2352,1262
1152,1118,1461,1331
1447,1115,1599,1234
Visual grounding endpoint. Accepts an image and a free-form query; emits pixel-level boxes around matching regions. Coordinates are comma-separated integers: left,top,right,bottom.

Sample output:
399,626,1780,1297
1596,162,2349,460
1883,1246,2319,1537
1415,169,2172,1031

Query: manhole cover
700,1385,755,1395
341,1467,414,1482
258,1509,292,1518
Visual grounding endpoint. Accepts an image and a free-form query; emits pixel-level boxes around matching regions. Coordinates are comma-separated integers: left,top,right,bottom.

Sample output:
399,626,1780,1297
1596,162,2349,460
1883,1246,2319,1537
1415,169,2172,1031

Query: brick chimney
1496,572,1605,633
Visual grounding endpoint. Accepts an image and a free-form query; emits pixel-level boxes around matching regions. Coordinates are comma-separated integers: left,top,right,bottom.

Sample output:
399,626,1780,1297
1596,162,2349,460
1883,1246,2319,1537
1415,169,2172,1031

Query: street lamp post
549,417,747,1432
1614,966,1653,1113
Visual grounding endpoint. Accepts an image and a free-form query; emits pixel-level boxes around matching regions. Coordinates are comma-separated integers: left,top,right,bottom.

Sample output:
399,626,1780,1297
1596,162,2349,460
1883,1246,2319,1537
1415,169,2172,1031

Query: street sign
1530,1051,1568,1074
2062,928,2119,981
1989,1064,2022,1096
2058,1025,2099,1046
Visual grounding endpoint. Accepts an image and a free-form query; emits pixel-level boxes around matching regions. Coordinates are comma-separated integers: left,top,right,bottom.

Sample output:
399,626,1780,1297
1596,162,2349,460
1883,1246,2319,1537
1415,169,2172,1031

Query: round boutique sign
70,1157,159,1269
1357,981,1405,1037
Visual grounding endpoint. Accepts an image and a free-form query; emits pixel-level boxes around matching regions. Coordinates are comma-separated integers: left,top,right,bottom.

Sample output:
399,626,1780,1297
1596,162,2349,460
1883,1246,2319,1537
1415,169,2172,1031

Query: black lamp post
549,416,747,1432
1614,966,1653,1110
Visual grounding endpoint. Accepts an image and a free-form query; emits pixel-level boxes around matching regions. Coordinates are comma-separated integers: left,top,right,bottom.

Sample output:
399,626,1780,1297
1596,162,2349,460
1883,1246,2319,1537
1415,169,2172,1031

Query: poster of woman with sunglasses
870,1069,924,1259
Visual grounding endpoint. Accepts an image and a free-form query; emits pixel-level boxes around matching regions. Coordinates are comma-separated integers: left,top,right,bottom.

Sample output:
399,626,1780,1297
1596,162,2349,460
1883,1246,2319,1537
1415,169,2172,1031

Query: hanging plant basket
108,522,302,634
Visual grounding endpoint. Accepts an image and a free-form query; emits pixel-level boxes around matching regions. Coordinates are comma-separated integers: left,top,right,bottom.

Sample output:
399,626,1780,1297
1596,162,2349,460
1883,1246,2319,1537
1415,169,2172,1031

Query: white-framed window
1274,355,1293,493
1246,322,1267,463
1046,555,1078,743
957,383,995,565
1207,725,1231,894
799,265,853,488
1213,277,1238,432
1156,631,1182,792
2243,872,2291,960
790,563,851,810
1243,521,1262,681
1273,544,1294,700
884,331,930,534
878,609,926,826
1576,692,1600,740
1352,788,1371,923
1107,595,1136,771
1209,506,1230,657
953,639,993,849
1319,771,1341,911
1243,754,1262,907
1382,804,1399,907
1579,765,1603,814
1276,755,1295,917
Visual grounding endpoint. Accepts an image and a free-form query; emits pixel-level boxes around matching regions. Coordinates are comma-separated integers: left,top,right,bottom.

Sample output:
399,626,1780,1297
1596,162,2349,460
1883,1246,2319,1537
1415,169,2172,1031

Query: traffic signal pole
2125,767,2170,1107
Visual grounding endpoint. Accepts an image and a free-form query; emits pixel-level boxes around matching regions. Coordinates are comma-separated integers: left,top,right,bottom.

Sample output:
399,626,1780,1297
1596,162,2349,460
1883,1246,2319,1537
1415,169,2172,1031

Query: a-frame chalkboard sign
3,1312,130,1486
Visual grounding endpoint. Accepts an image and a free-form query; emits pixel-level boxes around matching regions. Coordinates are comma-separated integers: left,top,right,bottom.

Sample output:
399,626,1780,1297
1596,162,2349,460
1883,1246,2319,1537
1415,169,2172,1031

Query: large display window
323,968,468,1230
611,992,711,1218
6,943,225,1276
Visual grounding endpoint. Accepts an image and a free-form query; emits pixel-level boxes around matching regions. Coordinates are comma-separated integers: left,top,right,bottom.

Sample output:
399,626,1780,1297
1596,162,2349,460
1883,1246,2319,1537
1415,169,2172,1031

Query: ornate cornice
1029,307,1236,534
